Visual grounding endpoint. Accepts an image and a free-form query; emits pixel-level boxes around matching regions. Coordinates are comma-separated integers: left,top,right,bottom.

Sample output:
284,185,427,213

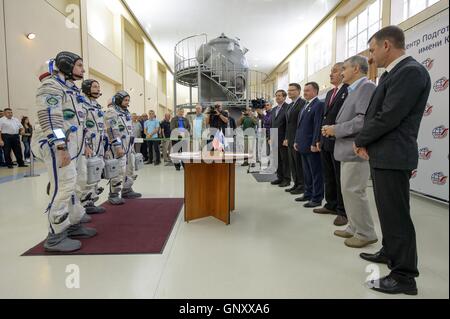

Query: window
290,46,306,83
158,63,167,96
346,0,381,57
308,20,332,76
392,0,440,25
277,69,289,91
125,32,138,70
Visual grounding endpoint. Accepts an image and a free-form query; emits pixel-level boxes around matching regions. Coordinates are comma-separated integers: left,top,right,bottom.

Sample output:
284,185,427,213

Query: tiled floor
0,163,448,299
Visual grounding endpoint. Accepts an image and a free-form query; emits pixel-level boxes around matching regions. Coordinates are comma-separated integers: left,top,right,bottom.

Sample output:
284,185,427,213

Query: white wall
124,31,137,70
2,0,225,122
124,66,145,115
4,0,82,122
0,0,9,110
86,0,116,54
144,41,158,109
88,35,122,84
89,72,117,108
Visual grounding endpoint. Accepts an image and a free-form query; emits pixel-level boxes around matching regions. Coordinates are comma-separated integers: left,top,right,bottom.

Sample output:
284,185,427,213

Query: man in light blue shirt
193,104,206,151
144,110,161,165
347,76,367,94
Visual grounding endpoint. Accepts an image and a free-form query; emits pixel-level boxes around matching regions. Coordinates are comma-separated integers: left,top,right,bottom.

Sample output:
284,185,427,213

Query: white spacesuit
32,51,97,253
104,91,142,204
76,79,107,215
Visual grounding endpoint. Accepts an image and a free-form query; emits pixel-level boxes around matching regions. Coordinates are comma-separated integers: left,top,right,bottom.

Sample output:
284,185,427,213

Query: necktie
276,106,282,118
378,71,389,85
287,101,295,119
329,87,338,107
300,102,310,118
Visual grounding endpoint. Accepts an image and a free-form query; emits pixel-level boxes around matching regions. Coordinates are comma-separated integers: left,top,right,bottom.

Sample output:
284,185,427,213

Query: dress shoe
278,181,291,188
304,201,321,208
313,207,337,215
334,215,348,226
271,179,282,185
285,186,297,192
360,251,391,265
334,230,353,238
345,237,378,248
7,166,13,169
368,275,418,295
290,188,304,195
295,195,310,202
18,164,28,168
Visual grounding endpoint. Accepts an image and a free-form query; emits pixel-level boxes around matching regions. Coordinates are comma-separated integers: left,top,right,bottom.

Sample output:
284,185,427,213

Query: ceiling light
26,33,36,40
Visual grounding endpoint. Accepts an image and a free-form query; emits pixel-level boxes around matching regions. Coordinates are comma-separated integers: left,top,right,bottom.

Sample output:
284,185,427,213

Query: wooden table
170,152,250,225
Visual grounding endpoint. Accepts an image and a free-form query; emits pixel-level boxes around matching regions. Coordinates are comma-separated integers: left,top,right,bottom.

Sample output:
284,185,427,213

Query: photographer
238,107,258,166
224,110,236,131
206,102,229,133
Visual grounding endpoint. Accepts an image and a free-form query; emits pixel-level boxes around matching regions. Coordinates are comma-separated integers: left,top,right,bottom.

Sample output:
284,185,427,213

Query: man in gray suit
322,55,378,248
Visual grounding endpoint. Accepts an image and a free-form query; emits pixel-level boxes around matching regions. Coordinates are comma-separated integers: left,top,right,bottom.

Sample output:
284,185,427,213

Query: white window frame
290,46,306,83
402,0,440,21
346,0,382,58
307,20,333,77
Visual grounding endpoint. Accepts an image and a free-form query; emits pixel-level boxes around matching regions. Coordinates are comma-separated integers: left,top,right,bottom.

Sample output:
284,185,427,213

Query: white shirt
386,54,409,73
0,117,23,135
305,96,318,106
291,96,301,105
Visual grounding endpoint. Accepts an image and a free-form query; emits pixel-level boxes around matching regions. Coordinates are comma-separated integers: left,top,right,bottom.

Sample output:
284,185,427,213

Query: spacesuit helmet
55,51,84,81
113,91,130,109
82,79,101,99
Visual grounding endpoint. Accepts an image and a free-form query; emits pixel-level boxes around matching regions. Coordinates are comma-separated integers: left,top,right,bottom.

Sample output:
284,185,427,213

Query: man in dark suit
314,63,349,227
270,90,290,187
285,83,307,195
354,26,431,295
294,82,324,208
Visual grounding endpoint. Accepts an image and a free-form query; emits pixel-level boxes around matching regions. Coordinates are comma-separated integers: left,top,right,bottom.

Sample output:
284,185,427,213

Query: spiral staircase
174,34,268,110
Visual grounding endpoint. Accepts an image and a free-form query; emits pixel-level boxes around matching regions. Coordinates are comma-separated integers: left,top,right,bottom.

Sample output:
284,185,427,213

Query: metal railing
174,34,269,108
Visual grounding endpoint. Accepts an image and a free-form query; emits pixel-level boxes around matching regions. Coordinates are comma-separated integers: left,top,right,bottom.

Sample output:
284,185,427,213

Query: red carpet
22,198,184,256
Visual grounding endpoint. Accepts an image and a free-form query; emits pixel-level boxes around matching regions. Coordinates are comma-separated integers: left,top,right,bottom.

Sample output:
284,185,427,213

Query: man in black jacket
354,26,431,295
285,83,306,195
314,63,349,227
270,90,290,187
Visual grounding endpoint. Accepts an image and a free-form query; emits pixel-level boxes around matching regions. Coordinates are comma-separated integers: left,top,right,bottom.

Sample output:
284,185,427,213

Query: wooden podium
170,152,249,225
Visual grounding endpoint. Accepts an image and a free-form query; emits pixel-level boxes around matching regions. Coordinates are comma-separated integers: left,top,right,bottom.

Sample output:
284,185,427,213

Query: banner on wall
405,9,449,202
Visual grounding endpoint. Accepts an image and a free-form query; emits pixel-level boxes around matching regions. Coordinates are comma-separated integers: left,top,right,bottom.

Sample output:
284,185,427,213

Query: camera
209,104,221,115
251,98,266,109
